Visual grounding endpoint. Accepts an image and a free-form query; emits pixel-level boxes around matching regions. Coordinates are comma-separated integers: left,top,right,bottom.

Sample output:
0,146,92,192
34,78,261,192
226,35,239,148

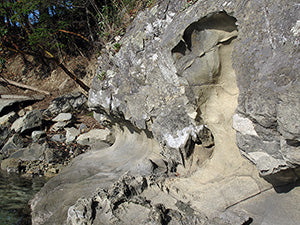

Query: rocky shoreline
0,92,114,179
1,0,299,224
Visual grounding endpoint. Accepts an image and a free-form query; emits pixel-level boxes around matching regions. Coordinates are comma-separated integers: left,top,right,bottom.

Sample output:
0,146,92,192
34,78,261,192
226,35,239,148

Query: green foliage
0,0,157,60
97,71,106,81
113,43,121,51
86,111,94,117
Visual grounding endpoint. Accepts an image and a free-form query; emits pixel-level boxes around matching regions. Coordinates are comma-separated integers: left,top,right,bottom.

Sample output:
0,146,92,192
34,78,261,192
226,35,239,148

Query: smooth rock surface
76,128,114,146
31,126,161,225
9,143,47,161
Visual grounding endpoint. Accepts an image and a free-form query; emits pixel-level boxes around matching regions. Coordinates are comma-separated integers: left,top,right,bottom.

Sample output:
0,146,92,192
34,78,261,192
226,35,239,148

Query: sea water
0,170,46,225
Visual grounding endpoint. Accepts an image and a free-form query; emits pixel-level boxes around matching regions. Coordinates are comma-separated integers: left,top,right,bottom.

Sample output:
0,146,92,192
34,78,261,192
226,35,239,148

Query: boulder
50,121,69,131
11,109,42,133
0,96,32,115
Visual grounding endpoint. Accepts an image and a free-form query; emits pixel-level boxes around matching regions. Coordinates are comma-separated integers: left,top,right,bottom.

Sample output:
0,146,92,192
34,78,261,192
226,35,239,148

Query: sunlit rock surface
32,0,300,224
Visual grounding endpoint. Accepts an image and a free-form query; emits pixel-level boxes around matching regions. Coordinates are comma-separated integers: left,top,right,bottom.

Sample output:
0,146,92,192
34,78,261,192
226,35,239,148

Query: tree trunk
58,62,90,92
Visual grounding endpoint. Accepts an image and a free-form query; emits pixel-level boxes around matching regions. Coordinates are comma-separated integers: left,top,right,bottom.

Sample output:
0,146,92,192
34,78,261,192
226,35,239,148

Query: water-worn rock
76,128,114,146
32,0,300,224
11,110,42,133
43,92,87,117
31,126,157,225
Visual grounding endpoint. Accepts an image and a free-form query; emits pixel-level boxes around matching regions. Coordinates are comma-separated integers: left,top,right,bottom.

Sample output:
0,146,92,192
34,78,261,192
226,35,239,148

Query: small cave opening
171,11,238,85
182,11,237,51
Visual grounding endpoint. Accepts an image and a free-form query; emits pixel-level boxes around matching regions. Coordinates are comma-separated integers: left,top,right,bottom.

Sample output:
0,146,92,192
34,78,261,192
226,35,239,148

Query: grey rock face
89,1,230,168
231,0,300,181
89,0,300,181
9,143,47,161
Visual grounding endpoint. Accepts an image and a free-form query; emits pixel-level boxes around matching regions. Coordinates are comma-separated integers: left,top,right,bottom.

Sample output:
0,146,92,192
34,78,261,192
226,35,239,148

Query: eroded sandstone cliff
31,0,300,224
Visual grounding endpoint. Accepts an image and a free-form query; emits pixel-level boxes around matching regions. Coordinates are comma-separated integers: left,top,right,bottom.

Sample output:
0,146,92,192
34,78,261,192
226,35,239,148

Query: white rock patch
232,114,258,136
